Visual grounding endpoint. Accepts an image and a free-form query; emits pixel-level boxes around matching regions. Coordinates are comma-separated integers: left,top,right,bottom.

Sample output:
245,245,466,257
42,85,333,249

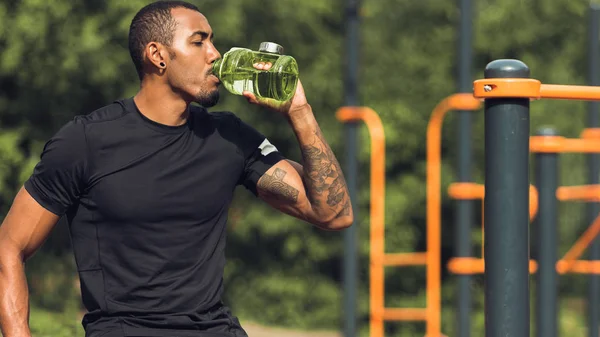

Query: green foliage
29,305,83,337
0,0,598,336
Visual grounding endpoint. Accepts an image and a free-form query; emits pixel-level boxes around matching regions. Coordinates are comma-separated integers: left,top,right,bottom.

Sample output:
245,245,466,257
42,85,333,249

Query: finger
242,91,258,104
252,62,273,71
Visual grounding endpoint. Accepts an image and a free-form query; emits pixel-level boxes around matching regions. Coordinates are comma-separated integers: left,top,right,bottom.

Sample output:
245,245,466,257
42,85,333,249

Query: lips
210,74,221,85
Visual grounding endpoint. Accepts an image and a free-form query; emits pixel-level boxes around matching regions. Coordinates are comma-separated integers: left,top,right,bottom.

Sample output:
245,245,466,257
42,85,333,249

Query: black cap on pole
485,59,530,79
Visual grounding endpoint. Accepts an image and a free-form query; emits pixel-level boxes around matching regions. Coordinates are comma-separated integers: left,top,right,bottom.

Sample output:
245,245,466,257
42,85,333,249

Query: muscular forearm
0,251,31,337
287,104,352,223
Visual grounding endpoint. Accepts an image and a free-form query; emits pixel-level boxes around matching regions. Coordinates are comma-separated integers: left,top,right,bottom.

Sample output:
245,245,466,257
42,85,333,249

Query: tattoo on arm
335,200,351,219
301,128,348,211
257,168,299,203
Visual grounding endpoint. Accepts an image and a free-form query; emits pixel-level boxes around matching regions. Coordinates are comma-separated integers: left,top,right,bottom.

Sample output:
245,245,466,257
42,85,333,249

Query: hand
242,62,309,118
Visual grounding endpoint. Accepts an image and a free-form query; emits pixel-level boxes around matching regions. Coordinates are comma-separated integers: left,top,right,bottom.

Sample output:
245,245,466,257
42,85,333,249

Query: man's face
164,8,221,107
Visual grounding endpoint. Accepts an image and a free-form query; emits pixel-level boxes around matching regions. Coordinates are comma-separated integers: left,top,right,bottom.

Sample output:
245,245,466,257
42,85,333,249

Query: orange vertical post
426,94,481,336
336,107,386,337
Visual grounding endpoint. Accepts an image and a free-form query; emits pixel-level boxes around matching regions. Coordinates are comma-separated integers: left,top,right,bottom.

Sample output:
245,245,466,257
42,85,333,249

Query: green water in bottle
212,42,299,103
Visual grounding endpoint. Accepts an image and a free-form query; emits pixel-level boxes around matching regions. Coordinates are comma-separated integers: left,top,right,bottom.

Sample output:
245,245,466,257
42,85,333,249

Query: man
0,1,352,337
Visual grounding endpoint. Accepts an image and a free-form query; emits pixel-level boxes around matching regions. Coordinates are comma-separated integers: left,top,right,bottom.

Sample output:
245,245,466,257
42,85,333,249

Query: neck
134,78,190,127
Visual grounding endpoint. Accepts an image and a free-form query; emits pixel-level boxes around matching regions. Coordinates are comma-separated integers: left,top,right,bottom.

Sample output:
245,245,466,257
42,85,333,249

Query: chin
195,89,220,108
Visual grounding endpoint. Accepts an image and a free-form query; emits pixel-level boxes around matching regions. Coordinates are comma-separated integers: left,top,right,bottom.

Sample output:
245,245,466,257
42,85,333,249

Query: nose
208,43,221,64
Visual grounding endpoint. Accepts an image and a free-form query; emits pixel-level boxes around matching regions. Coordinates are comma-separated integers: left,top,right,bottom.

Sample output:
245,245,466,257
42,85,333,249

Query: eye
193,41,203,46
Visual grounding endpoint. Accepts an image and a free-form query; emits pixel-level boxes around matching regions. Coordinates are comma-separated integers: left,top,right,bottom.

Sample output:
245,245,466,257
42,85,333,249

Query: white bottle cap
259,42,284,55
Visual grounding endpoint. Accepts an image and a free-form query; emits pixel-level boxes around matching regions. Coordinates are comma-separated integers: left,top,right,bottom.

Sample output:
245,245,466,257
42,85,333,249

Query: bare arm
257,104,353,230
0,187,61,337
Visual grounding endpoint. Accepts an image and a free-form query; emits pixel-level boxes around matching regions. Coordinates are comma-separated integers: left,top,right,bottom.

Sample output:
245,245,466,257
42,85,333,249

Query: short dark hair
128,1,201,80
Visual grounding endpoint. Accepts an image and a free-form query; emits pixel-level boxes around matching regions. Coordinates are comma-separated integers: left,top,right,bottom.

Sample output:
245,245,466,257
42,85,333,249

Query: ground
241,321,342,337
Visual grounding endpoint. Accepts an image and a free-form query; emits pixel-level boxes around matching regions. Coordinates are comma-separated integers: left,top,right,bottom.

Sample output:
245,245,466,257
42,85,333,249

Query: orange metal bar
557,213,600,274
447,257,539,274
447,182,484,199
556,185,600,202
530,135,600,153
556,260,600,274
529,135,564,153
448,259,600,275
336,107,385,337
383,253,428,266
562,138,600,153
427,93,481,336
473,78,600,101
382,308,428,321
540,84,600,101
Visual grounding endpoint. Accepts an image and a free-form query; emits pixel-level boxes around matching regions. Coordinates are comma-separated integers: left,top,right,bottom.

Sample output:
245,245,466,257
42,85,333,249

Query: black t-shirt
24,97,285,337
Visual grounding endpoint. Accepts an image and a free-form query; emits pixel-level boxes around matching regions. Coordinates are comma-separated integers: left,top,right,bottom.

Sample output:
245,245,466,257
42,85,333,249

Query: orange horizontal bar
447,257,538,274
530,135,564,153
474,79,600,101
557,260,600,274
448,182,484,199
381,308,428,321
556,185,600,202
530,136,600,153
561,138,600,153
383,253,427,266
540,84,600,101
447,257,484,274
449,258,600,274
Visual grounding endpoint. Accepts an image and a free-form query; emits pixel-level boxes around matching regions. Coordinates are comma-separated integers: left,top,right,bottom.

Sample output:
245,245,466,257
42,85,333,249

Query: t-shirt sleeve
24,119,89,215
233,115,286,196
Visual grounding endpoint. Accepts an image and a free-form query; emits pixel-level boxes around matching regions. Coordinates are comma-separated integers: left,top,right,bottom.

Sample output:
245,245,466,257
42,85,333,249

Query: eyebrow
190,31,213,40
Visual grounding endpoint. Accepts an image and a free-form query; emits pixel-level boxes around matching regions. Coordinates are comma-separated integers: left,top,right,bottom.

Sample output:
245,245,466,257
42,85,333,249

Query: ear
145,42,167,69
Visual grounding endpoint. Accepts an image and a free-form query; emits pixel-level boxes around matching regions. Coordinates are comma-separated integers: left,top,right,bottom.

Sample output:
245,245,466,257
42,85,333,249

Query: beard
195,88,220,108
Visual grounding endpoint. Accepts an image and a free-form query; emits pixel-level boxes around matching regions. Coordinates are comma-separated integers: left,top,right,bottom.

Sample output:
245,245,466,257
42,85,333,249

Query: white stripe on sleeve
258,138,278,156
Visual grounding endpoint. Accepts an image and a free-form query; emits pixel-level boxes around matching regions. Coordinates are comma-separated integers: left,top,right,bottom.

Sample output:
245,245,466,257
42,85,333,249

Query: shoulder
42,99,134,156
53,100,129,136
72,99,130,126
52,98,138,146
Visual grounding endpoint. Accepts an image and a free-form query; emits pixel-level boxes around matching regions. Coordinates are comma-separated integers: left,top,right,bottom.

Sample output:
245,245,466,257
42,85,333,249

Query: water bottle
212,42,299,103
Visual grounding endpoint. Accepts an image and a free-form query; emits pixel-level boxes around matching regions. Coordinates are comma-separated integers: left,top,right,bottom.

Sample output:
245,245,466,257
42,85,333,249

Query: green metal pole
483,59,531,337
588,5,600,337
342,0,360,336
534,127,559,337
456,0,474,335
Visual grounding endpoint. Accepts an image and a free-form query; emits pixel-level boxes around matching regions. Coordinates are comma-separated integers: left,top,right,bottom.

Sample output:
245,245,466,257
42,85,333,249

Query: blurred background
0,0,598,336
